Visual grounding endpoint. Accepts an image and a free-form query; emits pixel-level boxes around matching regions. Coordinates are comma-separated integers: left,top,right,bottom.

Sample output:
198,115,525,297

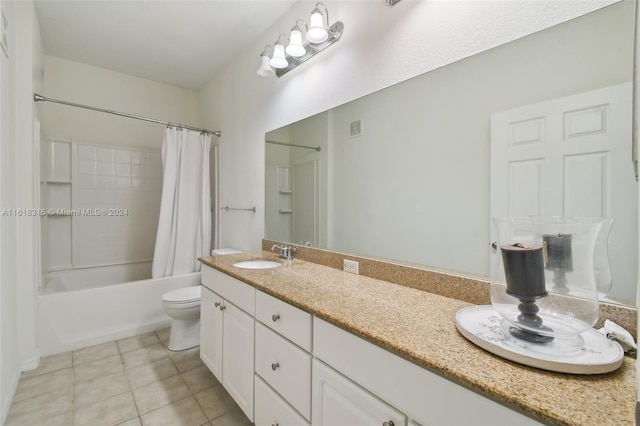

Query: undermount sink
232,260,282,270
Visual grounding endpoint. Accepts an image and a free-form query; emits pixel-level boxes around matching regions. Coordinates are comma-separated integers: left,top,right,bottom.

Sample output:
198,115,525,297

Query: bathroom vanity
199,251,635,426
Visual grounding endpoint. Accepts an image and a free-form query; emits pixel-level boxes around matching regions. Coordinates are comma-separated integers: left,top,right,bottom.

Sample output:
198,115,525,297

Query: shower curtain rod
33,93,222,137
266,139,321,151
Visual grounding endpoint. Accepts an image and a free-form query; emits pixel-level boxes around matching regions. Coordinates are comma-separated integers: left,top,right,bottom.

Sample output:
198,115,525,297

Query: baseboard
1,369,21,425
20,350,40,372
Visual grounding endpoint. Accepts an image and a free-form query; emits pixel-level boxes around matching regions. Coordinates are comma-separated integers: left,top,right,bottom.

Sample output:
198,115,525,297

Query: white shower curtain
152,128,211,278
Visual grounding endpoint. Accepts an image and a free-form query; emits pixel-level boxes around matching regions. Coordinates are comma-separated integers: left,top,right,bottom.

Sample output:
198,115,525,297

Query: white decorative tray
455,305,624,374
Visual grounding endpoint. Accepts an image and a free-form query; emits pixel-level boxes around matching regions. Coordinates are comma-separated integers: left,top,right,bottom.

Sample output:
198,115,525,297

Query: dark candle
543,233,573,271
500,243,546,299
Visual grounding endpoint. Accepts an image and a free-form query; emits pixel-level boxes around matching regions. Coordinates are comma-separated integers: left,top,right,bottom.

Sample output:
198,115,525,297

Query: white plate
455,305,624,374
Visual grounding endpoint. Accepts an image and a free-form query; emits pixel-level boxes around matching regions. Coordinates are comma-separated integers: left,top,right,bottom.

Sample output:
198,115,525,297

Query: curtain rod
33,93,221,137
266,139,321,151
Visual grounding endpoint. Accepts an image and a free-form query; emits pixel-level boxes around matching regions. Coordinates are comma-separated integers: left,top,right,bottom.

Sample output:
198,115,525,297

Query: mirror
265,2,638,305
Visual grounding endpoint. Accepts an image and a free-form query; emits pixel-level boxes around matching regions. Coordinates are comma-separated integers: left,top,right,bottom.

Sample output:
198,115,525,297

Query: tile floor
5,328,253,426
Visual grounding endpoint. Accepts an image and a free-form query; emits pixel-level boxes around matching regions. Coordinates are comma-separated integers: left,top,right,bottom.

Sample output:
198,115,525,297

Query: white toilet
162,248,242,351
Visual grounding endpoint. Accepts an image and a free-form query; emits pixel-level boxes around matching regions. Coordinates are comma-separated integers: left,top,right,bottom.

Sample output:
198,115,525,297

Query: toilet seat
162,285,201,304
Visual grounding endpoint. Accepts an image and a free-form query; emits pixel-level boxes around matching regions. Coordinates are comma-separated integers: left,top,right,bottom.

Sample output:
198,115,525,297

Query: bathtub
37,263,201,356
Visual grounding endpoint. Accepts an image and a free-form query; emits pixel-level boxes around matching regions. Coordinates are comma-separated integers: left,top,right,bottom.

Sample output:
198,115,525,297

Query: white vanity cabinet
313,318,542,426
200,265,255,422
254,290,312,425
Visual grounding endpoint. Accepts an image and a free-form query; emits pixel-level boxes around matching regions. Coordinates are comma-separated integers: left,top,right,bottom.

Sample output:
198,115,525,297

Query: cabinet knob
219,304,226,311
383,421,395,426
271,362,280,371
214,302,220,308
272,314,280,322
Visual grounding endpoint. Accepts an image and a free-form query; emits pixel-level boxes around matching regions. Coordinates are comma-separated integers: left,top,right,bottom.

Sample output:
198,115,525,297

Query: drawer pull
214,302,220,308
271,362,280,371
219,304,226,311
383,422,394,426
272,314,280,322
271,424,279,426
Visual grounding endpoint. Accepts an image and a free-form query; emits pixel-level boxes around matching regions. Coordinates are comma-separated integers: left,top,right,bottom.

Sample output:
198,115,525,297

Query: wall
41,56,200,149
197,0,619,253
0,0,44,422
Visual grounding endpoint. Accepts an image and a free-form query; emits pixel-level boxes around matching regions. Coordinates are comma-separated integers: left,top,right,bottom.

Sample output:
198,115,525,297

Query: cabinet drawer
255,323,311,420
201,265,255,315
255,375,310,426
256,290,312,351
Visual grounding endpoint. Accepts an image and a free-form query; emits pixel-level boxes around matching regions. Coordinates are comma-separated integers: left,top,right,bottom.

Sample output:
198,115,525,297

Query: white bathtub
38,263,201,356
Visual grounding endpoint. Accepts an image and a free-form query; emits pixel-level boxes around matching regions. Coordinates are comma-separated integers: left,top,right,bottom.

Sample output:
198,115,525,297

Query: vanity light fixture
386,0,402,5
257,2,343,78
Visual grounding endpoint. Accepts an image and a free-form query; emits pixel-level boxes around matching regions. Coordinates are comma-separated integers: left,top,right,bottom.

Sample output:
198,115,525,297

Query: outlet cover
343,259,359,274
349,120,362,138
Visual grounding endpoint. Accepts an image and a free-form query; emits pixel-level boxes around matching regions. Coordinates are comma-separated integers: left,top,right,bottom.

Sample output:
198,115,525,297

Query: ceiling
34,0,298,90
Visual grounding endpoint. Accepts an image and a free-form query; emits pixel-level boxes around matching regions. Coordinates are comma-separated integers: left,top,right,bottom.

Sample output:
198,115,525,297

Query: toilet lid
162,286,201,303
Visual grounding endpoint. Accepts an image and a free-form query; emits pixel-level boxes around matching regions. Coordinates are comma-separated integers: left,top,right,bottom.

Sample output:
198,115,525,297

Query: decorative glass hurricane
491,217,603,354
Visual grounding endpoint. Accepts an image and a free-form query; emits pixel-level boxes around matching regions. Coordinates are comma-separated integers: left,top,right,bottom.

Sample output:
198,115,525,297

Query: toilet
162,248,242,351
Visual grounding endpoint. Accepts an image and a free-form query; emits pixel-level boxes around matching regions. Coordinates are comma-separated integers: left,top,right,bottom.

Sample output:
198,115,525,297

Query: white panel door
312,359,406,426
490,82,637,300
222,301,255,422
200,287,223,382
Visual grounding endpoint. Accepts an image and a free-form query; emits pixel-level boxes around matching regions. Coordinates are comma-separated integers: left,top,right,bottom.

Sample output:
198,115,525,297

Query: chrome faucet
271,244,296,260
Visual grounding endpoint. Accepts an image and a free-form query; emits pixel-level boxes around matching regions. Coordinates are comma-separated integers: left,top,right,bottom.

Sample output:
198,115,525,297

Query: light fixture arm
292,19,308,33
275,33,290,46
314,2,330,27
259,45,273,58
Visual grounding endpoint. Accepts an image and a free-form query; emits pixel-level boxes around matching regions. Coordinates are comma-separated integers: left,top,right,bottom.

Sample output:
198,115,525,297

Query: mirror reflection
266,2,637,304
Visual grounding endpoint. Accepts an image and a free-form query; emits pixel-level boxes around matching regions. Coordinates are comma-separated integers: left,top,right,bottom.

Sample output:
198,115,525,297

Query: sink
233,260,282,270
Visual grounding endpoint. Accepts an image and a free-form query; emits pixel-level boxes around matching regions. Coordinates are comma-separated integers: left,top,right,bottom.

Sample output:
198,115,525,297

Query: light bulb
257,54,274,77
286,29,306,57
269,44,288,69
306,9,328,44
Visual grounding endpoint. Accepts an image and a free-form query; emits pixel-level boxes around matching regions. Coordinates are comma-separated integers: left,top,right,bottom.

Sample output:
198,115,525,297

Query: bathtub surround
41,140,163,271
153,128,211,278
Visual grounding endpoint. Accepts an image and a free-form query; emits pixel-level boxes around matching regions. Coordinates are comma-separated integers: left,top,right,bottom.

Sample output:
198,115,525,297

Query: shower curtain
152,128,211,278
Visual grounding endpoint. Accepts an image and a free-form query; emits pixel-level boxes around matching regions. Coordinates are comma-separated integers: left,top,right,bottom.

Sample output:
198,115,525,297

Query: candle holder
491,217,602,354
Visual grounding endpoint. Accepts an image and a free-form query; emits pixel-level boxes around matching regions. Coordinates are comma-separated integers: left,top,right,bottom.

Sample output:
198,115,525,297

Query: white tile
97,161,115,176
97,147,114,162
115,163,132,177
115,149,131,164
77,144,96,161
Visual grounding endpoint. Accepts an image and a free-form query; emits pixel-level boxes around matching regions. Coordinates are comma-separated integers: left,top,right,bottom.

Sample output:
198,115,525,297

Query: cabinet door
200,287,223,381
255,375,310,426
312,359,406,426
222,302,255,422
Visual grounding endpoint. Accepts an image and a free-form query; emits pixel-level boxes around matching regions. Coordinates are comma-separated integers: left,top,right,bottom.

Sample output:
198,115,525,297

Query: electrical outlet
349,120,362,138
343,259,359,274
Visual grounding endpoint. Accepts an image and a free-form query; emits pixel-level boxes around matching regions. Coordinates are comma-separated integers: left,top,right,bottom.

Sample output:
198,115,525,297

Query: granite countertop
199,251,635,426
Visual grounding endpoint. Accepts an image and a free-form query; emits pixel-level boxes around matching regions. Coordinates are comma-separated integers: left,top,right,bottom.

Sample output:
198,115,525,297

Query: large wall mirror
265,1,638,305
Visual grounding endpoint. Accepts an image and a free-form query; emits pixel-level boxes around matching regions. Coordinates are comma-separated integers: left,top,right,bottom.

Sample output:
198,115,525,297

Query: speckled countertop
199,251,635,426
